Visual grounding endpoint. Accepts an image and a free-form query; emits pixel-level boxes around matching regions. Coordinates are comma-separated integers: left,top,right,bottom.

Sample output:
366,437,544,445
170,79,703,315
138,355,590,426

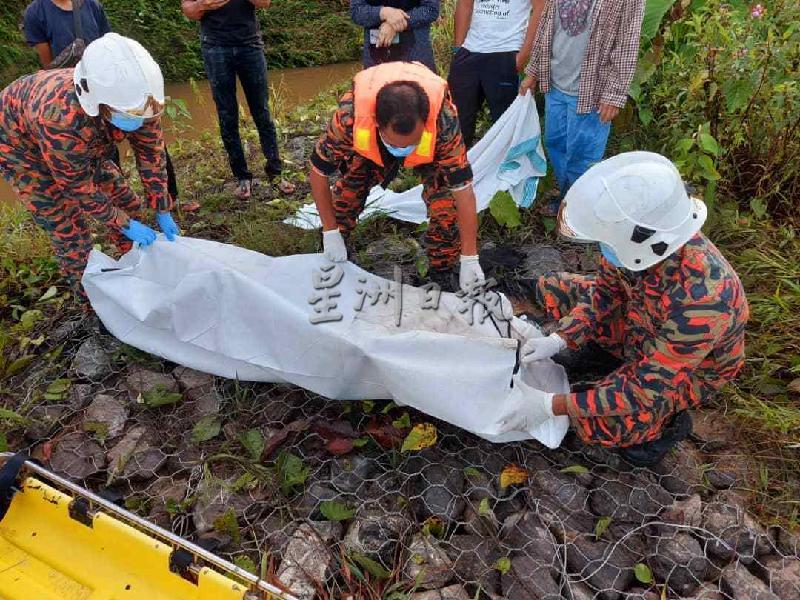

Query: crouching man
497,152,749,466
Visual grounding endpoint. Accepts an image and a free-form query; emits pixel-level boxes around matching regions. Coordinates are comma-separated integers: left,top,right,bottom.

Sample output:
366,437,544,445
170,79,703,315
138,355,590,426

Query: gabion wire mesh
5,238,799,600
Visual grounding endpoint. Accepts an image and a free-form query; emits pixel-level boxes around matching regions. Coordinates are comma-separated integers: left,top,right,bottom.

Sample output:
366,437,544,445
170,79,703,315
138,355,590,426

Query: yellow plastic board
0,477,263,600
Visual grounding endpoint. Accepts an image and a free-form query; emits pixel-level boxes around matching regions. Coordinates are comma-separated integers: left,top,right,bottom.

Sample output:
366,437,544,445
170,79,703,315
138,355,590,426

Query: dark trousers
447,49,519,147
201,44,281,180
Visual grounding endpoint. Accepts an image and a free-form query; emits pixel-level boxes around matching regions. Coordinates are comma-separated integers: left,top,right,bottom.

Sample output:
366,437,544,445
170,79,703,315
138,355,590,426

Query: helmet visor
112,95,164,119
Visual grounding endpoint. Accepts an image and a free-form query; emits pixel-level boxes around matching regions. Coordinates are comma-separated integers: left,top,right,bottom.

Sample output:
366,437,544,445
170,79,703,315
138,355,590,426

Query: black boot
619,410,693,468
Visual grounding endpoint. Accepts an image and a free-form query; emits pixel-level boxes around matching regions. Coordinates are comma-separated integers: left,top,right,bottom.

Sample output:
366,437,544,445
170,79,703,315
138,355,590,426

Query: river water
0,62,359,206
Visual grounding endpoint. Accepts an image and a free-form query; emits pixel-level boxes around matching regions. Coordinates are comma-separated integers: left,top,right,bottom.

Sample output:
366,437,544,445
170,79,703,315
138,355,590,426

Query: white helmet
559,152,707,271
73,33,164,117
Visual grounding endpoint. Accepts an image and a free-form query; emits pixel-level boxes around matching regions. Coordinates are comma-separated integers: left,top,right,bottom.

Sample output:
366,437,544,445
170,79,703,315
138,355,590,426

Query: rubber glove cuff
323,229,347,262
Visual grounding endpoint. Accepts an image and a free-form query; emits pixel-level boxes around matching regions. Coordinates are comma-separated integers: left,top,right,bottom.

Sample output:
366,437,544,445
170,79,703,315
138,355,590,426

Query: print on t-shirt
558,0,594,36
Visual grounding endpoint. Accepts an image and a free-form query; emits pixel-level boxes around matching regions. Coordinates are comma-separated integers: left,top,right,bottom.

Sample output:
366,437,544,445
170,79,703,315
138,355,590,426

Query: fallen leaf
181,201,201,213
561,464,590,475
37,286,58,302
421,516,444,538
191,416,222,443
595,516,612,539
313,419,356,440
401,423,437,453
634,563,653,584
239,429,265,461
499,464,529,489
263,420,309,459
350,552,390,580
365,418,404,449
478,497,493,517
320,500,355,521
326,437,354,455
392,412,411,430
352,437,369,448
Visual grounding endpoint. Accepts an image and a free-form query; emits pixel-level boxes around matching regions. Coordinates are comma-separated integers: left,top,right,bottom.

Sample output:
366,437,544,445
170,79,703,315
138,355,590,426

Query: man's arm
248,0,271,8
127,118,172,213
452,186,478,255
181,0,230,21
405,0,440,29
453,0,474,47
33,43,53,68
349,0,383,28
599,0,646,111
517,0,546,72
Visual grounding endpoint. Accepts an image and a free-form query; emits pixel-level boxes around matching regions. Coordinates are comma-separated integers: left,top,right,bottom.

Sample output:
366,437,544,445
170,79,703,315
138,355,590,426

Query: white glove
459,255,485,292
509,315,540,343
322,229,347,262
493,376,555,435
521,332,566,364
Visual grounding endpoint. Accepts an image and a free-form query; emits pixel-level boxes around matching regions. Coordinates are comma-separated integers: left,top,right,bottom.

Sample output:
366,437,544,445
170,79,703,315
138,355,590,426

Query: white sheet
83,237,569,448
285,93,546,229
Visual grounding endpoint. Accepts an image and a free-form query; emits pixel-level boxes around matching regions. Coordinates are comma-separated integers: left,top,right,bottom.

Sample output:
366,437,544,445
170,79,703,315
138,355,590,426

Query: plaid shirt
526,0,645,114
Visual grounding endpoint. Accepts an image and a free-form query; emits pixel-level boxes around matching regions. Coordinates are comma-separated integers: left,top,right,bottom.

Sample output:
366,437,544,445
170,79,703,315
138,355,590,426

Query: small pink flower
751,4,765,18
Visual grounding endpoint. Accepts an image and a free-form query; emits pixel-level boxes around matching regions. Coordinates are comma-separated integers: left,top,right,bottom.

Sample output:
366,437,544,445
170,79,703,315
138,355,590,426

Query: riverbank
0,0,360,86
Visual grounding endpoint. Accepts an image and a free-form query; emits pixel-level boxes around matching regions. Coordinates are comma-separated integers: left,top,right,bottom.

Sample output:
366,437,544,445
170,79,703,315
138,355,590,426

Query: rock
760,556,800,599
192,476,268,535
647,530,708,596
26,404,69,439
404,533,454,590
106,425,148,477
653,442,705,497
500,511,559,570
773,527,800,558
528,469,594,537
403,451,466,527
462,501,499,537
701,496,772,563
662,494,703,528
691,410,736,453
121,447,166,481
172,366,214,399
624,589,661,600
330,456,380,495
720,562,779,600
298,481,344,521
343,511,409,569
125,367,179,398
705,455,747,490
251,510,295,559
520,245,565,278
284,136,314,164
590,471,672,525
49,432,106,479
564,534,637,600
191,390,221,416
680,583,725,600
72,335,118,381
565,582,596,600
409,585,470,600
501,555,562,600
363,238,421,281
444,534,503,594
147,476,189,506
83,394,128,439
277,521,342,600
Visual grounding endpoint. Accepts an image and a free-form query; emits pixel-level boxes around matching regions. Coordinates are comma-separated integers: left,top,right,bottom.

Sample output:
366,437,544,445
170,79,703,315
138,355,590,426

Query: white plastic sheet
83,237,569,448
285,93,546,229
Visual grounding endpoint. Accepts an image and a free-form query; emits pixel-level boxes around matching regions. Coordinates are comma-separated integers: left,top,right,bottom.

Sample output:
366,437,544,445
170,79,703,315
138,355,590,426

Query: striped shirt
525,0,645,114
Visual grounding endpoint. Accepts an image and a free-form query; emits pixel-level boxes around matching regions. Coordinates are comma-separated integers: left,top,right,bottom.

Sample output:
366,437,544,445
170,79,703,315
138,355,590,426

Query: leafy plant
191,416,221,443
320,500,356,522
275,451,310,496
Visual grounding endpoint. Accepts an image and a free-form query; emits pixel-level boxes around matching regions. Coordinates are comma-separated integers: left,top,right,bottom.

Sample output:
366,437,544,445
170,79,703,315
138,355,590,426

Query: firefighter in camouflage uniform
0,33,179,300
310,61,484,291
496,152,749,466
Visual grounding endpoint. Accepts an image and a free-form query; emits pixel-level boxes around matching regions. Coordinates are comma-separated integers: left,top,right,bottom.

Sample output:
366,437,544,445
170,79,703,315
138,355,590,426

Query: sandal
234,179,252,200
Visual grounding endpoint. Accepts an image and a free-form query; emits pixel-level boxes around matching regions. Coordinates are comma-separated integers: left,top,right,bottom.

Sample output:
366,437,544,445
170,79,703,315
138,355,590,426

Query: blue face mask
599,243,625,269
109,111,145,132
380,135,417,158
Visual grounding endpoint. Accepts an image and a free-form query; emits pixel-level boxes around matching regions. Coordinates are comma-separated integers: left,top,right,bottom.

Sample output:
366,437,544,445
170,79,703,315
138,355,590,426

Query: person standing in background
448,0,544,147
181,0,283,201
520,0,645,215
24,0,181,205
350,1,439,73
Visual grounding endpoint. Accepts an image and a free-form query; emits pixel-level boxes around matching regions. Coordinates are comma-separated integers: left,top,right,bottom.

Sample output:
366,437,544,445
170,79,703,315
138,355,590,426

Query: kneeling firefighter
497,152,749,466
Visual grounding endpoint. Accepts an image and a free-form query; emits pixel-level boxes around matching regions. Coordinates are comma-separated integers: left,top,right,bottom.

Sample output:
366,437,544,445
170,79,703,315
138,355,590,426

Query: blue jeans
544,88,611,197
201,45,281,180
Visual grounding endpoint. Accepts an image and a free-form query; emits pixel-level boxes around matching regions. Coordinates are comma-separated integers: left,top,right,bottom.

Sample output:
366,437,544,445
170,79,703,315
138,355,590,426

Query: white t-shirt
463,0,533,54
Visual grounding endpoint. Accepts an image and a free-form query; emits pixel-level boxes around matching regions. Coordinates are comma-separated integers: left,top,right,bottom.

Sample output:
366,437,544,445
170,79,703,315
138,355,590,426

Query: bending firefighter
498,152,749,465
310,61,483,292
0,33,178,300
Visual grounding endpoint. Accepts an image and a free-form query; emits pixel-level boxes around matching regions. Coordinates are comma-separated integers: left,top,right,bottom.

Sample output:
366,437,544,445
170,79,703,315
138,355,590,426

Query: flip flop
234,179,252,200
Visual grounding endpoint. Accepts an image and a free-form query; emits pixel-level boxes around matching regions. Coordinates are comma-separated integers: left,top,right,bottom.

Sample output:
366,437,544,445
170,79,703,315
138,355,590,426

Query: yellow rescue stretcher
0,453,296,600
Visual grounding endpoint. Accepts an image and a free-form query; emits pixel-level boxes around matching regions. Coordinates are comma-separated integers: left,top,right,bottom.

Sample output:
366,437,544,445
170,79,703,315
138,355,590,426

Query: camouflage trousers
332,156,461,271
0,148,140,299
535,272,685,447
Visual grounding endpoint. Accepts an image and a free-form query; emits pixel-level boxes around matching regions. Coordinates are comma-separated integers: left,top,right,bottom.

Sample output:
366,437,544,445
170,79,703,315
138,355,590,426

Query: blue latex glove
121,219,157,247
156,211,179,241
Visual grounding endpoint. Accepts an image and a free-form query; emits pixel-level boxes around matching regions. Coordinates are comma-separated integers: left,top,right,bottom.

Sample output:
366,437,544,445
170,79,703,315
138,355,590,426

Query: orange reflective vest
352,62,447,168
